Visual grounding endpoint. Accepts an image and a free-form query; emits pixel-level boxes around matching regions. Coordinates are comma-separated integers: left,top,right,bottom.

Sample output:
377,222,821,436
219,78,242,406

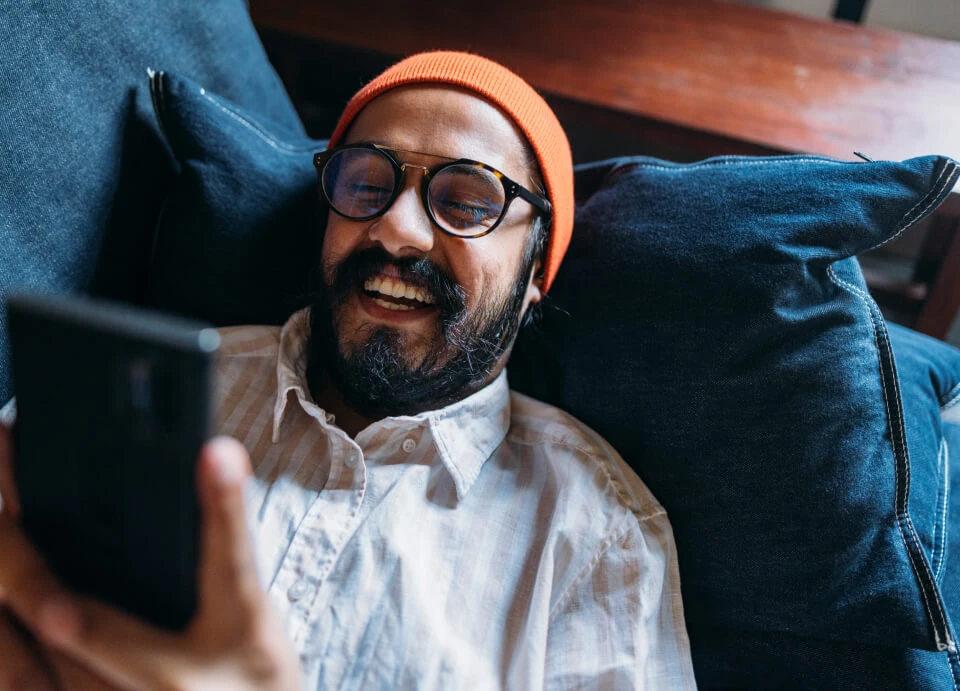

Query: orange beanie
328,51,574,294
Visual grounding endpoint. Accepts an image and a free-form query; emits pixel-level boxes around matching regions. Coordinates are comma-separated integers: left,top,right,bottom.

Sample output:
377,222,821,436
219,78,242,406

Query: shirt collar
271,308,511,500
422,369,510,500
272,308,315,442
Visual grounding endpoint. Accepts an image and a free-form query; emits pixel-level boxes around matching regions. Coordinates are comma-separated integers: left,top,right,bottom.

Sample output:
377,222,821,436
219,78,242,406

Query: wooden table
251,0,960,338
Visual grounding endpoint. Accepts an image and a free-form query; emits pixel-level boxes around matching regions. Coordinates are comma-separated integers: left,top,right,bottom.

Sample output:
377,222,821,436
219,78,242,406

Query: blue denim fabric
890,323,960,588
146,72,324,325
0,0,303,403
507,156,960,686
934,333,960,686
694,628,959,689
129,73,960,686
944,416,960,664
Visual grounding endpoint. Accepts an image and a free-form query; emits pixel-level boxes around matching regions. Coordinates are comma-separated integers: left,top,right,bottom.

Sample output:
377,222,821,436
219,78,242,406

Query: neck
306,356,510,440
307,365,377,439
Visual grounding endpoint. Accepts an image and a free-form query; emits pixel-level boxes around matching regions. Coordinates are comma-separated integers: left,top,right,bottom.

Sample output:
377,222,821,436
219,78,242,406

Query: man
0,52,697,689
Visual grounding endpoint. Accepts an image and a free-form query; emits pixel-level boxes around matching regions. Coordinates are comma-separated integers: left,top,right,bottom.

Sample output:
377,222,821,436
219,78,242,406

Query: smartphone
6,292,220,631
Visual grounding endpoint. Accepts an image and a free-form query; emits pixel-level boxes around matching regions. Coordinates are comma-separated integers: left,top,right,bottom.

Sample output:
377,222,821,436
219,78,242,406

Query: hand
1,424,104,690
0,430,301,690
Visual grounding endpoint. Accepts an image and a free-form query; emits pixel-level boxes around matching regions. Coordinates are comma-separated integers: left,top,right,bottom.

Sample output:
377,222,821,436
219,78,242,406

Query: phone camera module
128,359,152,413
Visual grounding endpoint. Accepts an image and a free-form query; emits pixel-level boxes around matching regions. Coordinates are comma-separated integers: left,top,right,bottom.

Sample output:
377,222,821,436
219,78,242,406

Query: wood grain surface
250,0,960,164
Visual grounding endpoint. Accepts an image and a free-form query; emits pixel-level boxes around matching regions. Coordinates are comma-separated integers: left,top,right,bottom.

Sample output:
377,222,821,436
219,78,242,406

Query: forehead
342,85,531,181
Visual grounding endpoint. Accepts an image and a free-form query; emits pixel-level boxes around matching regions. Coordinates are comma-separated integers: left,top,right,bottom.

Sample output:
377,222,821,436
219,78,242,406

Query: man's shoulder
504,389,666,523
216,325,283,359
506,389,611,457
213,326,283,411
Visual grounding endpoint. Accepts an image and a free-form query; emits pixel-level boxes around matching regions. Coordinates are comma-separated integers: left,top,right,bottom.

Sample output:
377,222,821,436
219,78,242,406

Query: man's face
309,86,544,418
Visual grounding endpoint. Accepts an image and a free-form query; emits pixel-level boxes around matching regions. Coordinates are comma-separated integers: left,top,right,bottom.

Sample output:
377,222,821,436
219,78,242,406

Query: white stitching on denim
620,159,959,260
831,267,952,649
620,156,858,174
933,439,950,584
933,439,947,582
867,162,959,254
950,648,960,691
944,383,960,411
198,90,318,154
895,162,957,232
897,162,952,230
828,265,952,651
149,71,170,149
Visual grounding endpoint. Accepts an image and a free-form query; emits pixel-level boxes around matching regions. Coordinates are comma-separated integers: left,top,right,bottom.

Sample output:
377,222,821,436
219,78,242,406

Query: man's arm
543,511,698,690
0,430,303,690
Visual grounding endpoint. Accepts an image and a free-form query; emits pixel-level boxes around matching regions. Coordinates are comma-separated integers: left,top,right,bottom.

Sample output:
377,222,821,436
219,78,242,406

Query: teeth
363,276,437,305
373,297,416,311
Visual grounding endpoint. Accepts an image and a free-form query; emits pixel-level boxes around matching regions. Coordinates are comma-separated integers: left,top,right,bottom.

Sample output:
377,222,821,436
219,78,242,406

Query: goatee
306,247,532,419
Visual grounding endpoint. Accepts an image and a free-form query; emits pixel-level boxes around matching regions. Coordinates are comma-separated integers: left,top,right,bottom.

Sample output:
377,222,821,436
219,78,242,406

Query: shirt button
344,451,360,468
402,438,416,453
287,578,311,602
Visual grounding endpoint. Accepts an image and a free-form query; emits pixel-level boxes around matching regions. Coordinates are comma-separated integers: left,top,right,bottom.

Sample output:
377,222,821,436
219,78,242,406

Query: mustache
324,247,468,325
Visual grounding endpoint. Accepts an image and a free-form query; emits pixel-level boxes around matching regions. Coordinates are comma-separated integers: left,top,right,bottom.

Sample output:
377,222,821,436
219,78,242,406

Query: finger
195,437,262,635
43,596,192,691
0,515,77,640
0,610,58,691
0,425,20,520
47,652,121,691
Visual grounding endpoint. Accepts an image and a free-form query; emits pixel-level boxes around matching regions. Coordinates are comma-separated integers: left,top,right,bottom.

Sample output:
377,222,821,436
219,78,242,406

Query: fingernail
215,448,244,487
39,595,80,643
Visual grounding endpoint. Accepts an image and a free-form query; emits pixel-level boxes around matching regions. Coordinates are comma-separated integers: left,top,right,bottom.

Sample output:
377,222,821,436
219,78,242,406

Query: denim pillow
675,325,960,690
145,73,960,686
146,71,324,325
0,0,303,403
508,157,960,687
891,325,960,618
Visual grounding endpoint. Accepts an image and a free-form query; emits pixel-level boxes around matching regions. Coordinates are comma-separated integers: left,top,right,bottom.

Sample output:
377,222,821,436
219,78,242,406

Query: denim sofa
3,3,960,689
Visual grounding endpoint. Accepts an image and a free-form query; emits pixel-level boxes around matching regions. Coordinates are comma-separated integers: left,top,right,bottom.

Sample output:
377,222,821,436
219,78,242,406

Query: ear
523,256,544,308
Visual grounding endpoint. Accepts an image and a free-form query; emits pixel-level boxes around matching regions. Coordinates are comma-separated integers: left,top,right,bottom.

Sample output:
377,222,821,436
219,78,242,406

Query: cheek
321,218,362,281
445,232,527,304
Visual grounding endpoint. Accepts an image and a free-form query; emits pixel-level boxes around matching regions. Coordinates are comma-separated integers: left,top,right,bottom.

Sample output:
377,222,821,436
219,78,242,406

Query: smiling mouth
362,275,438,312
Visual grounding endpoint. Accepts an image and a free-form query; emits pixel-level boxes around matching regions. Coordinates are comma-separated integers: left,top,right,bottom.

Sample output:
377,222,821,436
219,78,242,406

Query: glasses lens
429,164,505,234
322,148,396,218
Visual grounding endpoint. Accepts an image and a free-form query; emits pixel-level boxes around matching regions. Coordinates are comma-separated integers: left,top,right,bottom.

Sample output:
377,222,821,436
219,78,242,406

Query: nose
367,167,435,257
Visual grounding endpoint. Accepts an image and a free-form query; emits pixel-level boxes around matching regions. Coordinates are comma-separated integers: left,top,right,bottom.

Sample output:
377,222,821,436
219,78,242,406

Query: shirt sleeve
543,511,698,690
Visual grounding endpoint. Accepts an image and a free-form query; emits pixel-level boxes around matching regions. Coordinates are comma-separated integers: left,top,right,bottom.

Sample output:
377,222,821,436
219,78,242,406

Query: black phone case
7,293,218,631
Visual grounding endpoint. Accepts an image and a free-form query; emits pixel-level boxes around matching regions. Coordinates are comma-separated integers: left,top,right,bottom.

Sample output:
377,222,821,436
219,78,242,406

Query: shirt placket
268,430,367,650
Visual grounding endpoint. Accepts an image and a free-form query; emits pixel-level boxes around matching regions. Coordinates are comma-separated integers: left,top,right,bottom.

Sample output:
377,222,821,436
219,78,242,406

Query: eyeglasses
313,143,552,239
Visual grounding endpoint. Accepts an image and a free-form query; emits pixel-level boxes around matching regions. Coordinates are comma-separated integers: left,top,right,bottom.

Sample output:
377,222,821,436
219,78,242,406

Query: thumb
0,424,20,519
194,437,262,638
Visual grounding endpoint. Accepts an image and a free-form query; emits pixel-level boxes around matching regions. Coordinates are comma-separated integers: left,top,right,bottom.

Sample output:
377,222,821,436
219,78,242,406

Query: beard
306,246,535,419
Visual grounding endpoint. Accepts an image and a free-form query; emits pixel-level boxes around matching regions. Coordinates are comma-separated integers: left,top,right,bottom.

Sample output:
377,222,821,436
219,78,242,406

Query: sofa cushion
508,155,960,685
143,71,960,686
893,323,960,636
0,0,304,403
146,71,323,326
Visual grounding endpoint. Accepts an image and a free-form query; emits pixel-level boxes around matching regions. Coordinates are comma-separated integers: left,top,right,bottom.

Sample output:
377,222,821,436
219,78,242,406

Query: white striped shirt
217,308,696,690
